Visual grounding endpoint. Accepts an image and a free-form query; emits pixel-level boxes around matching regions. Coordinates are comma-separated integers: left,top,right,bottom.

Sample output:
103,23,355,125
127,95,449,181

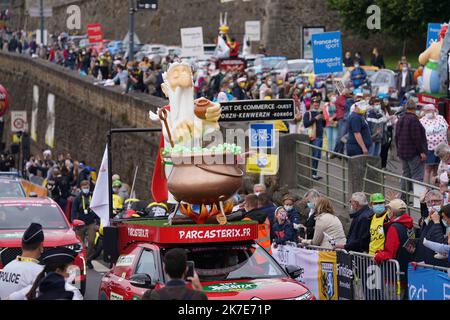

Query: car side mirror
129,273,154,289
285,265,303,279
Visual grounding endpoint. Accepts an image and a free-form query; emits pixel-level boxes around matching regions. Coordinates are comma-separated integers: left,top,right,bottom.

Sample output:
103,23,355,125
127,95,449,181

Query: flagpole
107,135,113,220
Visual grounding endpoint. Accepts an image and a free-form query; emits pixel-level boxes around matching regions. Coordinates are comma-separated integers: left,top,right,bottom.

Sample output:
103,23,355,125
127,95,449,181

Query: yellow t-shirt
369,212,388,255
113,194,123,211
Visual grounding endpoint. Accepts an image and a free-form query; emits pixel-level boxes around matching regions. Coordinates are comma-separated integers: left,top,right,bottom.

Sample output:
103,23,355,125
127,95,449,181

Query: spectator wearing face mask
253,184,267,197
301,189,321,240
343,51,353,68
243,194,271,253
346,102,372,156
259,77,273,101
233,77,249,100
366,98,388,157
324,93,339,152
335,192,372,252
282,194,301,230
299,197,346,249
350,61,367,89
367,193,390,255
396,63,414,101
415,190,448,267
71,180,99,269
419,104,448,185
272,207,296,246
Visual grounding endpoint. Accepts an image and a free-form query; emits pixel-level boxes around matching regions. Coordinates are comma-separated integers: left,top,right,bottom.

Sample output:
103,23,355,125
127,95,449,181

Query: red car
0,198,87,295
99,220,314,300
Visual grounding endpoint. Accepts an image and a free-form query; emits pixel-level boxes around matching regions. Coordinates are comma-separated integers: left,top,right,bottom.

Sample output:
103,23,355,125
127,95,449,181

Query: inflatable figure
419,24,448,93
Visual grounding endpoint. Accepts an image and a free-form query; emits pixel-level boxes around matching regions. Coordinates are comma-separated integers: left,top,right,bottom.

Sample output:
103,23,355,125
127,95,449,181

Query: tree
327,0,450,41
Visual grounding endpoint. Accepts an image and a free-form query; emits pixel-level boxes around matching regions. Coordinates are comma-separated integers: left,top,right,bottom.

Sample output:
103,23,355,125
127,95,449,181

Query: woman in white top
419,104,449,185
300,197,346,249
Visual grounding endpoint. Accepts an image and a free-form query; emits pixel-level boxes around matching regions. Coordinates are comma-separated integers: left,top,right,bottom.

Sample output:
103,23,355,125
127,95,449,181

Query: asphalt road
84,260,111,300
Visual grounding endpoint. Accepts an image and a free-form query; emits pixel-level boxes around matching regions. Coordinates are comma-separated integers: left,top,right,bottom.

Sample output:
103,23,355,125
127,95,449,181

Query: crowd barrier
272,243,401,300
408,262,450,300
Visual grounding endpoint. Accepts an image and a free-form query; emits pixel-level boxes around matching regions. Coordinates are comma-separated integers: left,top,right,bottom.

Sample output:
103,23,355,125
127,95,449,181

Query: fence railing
296,141,350,208
363,163,440,225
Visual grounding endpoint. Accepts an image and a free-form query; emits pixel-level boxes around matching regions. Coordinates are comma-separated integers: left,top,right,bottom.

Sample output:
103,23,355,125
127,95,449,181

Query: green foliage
327,0,450,40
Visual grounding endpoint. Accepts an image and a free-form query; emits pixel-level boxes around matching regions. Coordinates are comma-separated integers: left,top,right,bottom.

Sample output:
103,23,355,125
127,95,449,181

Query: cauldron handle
195,164,244,178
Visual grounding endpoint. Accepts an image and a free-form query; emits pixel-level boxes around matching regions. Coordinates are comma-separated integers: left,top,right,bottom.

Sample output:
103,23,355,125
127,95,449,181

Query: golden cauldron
167,152,243,205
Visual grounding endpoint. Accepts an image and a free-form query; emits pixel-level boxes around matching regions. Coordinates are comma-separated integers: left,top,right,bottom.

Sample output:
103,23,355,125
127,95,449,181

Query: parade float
418,23,450,122
149,61,244,225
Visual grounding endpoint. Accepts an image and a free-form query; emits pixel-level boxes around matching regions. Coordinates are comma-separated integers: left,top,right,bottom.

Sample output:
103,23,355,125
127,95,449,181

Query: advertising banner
87,24,103,44
302,26,325,59
426,23,444,48
336,250,354,300
312,31,343,75
408,264,450,300
245,21,261,41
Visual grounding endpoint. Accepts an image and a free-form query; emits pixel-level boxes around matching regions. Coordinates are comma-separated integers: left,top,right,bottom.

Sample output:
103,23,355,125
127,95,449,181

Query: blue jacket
272,220,296,245
286,208,301,225
350,67,367,88
345,205,372,252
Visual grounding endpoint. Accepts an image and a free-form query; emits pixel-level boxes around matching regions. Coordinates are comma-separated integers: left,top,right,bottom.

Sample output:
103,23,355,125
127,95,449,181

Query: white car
136,44,169,61
273,59,314,81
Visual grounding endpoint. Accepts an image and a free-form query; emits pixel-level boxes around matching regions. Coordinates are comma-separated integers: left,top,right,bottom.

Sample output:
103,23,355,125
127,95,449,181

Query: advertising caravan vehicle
99,219,314,300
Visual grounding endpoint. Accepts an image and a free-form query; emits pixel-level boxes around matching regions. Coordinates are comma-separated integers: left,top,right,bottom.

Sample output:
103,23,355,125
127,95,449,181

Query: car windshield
163,243,286,282
0,181,26,198
0,204,68,230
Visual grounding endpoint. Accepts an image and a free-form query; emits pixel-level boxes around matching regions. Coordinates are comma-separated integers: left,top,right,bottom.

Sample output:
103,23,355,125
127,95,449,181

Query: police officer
0,223,45,300
11,247,82,300
71,180,99,269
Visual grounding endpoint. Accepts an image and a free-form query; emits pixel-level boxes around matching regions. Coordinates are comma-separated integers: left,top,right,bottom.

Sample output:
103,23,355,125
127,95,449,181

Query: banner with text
219,99,295,122
181,27,204,58
312,31,343,75
408,264,450,300
426,23,444,48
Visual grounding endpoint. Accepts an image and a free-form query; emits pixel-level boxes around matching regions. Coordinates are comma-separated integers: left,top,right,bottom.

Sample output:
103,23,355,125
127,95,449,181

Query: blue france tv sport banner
312,31,343,75
426,23,443,48
408,264,450,300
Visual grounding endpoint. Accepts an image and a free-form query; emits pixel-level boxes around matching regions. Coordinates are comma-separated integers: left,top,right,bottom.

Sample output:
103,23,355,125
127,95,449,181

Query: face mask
425,113,434,120
284,205,293,212
416,110,422,117
374,104,382,112
402,67,408,72
354,64,359,68
306,93,312,98
307,202,315,210
268,81,273,86
373,204,385,215
331,96,337,103
255,192,261,197
82,188,90,195
113,188,120,193
431,205,441,213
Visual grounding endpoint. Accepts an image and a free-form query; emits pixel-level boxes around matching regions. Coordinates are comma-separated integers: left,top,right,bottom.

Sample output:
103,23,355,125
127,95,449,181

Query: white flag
214,35,230,58
90,145,110,227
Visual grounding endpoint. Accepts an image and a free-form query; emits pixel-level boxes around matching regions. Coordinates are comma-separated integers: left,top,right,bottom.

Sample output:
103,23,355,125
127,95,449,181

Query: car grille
0,247,68,266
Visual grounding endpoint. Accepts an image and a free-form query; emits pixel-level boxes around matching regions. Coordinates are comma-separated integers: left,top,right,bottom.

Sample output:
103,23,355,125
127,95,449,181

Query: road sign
87,23,103,44
219,99,295,123
29,7,52,17
245,21,261,41
250,123,275,149
11,111,27,133
312,31,343,75
137,0,158,10
246,153,279,175
181,27,204,58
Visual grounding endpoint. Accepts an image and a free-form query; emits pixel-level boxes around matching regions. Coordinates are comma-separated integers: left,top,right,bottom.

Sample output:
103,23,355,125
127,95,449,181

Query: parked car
106,41,124,56
0,198,87,294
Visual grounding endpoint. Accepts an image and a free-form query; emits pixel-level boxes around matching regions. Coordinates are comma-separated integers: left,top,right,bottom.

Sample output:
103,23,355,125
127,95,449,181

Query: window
0,204,68,230
135,250,158,281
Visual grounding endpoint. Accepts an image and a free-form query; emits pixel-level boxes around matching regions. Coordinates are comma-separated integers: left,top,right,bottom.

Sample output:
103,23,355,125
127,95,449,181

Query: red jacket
374,213,414,263
335,95,346,121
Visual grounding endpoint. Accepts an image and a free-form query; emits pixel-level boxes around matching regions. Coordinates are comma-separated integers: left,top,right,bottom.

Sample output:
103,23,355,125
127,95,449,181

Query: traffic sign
246,153,279,175
87,24,103,44
137,0,158,10
11,111,27,133
250,123,275,149
29,7,53,17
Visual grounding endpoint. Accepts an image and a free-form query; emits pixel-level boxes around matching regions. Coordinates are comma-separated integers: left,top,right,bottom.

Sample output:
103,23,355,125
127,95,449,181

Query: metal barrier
278,242,402,300
350,251,401,300
363,164,439,225
296,141,350,208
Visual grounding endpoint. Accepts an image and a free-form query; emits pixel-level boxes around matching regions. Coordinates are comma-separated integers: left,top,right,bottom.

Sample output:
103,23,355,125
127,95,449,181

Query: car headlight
65,243,83,253
286,291,313,300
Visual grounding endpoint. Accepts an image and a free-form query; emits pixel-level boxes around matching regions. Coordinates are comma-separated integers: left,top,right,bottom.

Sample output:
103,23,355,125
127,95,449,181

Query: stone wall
0,51,165,198
11,0,423,58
